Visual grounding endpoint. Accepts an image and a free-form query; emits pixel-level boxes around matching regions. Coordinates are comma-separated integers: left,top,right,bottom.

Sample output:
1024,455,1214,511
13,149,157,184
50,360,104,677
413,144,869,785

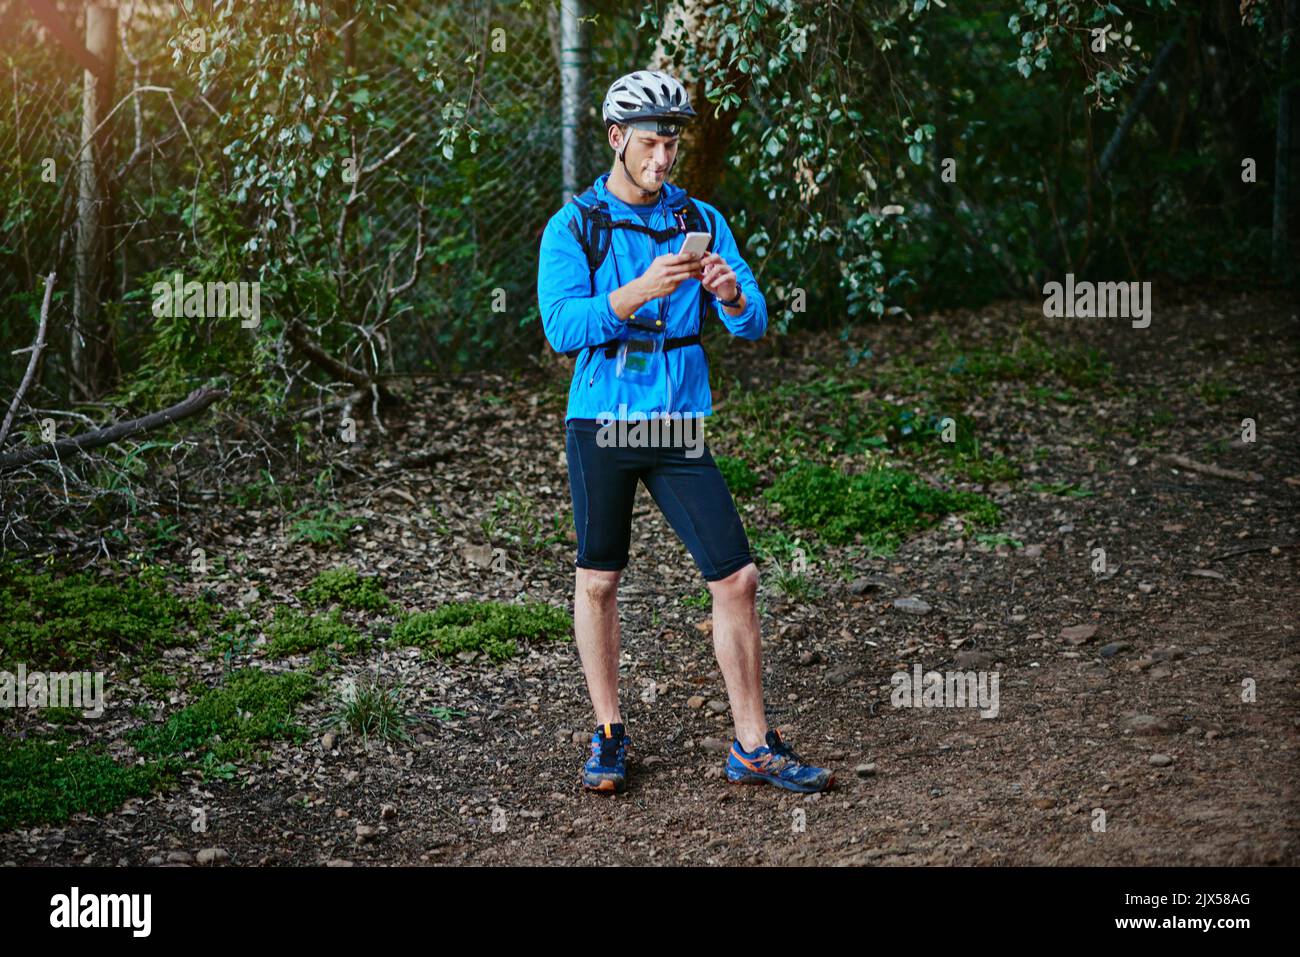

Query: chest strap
565,333,701,360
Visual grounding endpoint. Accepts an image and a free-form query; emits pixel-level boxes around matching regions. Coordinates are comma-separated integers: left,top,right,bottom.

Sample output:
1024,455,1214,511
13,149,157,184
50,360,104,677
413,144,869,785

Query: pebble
955,650,994,669
893,597,932,616
798,649,822,666
1023,544,1044,558
687,695,706,709
855,763,876,778
1099,642,1129,658
1138,582,1157,594
321,732,337,750
1148,754,1174,767
355,825,378,843
1061,623,1099,645
707,699,728,713
166,850,193,864
1125,714,1175,736
196,847,229,866
700,736,730,752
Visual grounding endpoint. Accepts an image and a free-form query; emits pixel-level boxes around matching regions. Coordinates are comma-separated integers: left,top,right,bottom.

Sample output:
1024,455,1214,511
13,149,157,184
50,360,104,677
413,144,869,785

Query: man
536,69,834,795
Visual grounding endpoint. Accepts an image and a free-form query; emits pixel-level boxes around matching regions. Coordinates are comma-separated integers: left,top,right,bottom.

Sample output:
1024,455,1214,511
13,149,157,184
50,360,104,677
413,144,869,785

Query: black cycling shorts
564,417,754,582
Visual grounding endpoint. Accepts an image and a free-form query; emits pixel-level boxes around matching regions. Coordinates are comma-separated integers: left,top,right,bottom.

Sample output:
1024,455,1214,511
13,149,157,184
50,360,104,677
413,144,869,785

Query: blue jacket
537,172,767,421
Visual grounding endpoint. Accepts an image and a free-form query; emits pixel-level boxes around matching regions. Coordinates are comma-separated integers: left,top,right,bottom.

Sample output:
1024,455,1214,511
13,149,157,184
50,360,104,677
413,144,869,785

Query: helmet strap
615,125,663,201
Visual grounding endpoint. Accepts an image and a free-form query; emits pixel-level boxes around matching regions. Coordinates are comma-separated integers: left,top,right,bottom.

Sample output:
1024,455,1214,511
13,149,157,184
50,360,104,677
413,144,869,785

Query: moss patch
392,601,572,663
0,734,178,830
0,561,211,670
128,668,317,766
298,565,395,613
764,462,999,549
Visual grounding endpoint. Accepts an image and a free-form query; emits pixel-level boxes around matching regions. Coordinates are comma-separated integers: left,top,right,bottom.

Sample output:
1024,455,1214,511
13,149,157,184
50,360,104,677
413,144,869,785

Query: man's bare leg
574,567,623,726
708,562,768,751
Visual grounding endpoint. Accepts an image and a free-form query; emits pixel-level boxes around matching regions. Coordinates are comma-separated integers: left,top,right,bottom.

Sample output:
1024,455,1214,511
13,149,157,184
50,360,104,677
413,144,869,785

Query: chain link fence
1,1,631,386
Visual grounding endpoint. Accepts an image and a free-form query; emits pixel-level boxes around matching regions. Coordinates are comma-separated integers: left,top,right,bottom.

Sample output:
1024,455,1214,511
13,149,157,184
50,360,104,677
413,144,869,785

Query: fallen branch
0,386,226,470
284,318,400,407
0,271,55,450
1160,453,1263,482
1211,542,1297,561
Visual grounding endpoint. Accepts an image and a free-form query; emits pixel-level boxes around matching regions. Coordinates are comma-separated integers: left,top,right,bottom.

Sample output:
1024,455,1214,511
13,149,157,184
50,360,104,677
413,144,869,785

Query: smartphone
679,231,711,258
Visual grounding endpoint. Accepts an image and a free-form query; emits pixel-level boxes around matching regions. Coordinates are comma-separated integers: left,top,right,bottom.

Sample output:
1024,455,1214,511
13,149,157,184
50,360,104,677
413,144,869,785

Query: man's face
615,126,680,189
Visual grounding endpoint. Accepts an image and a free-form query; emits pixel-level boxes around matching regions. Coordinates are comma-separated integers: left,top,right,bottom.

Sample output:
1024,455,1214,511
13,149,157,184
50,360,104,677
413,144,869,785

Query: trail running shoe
726,729,835,793
582,721,630,793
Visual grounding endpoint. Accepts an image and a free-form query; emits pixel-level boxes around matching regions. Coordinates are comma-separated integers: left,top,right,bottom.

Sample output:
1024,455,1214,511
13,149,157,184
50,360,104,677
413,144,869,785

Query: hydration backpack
562,187,717,360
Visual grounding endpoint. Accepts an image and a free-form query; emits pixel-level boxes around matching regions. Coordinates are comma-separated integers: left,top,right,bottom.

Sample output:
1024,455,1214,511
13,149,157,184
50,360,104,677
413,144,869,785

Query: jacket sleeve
537,208,627,354
703,204,767,340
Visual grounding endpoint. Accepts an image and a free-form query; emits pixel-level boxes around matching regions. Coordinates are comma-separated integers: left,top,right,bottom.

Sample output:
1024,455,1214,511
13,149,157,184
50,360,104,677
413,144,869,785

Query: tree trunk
71,2,116,403
649,0,749,202
1273,0,1296,279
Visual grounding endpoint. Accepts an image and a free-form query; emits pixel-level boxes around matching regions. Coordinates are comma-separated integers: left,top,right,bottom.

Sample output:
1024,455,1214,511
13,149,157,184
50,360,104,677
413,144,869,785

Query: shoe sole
727,770,835,793
581,774,627,793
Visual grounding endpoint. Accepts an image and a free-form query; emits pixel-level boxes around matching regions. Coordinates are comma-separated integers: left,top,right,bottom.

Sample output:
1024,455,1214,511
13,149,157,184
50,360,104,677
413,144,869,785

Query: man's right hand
636,252,705,300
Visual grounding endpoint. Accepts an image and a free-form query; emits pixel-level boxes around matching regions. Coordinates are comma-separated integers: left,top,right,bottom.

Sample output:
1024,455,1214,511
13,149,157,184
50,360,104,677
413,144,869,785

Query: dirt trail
3,290,1296,866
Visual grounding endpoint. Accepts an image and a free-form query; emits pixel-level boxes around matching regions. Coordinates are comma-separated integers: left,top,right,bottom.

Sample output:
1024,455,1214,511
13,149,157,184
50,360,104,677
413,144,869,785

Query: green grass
764,462,1000,549
0,560,212,670
265,606,371,658
128,668,318,770
681,587,711,609
714,455,760,495
226,469,299,510
0,733,179,830
751,529,822,565
287,504,358,547
392,600,572,662
299,565,395,613
766,559,825,601
321,673,419,745
480,490,569,551
974,532,1024,549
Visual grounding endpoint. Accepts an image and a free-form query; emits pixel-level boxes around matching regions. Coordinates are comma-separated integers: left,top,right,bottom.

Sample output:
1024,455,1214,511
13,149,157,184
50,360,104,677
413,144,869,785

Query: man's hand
699,252,738,302
637,252,705,300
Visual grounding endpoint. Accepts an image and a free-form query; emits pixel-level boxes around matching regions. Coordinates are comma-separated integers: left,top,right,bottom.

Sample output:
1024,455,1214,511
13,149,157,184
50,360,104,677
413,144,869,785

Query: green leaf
908,142,924,164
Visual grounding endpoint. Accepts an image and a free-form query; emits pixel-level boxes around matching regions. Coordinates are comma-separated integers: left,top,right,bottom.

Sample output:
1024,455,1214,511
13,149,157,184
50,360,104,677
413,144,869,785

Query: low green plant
765,462,1000,549
0,733,178,830
265,606,370,658
129,668,317,768
299,565,395,613
392,600,572,663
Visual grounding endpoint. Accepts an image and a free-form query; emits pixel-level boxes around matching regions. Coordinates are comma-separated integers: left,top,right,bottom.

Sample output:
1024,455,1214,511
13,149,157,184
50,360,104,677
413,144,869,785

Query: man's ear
608,124,624,152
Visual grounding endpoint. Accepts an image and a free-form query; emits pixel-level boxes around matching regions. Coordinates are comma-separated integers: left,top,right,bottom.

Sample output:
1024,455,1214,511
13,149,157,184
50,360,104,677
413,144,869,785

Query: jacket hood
591,171,686,214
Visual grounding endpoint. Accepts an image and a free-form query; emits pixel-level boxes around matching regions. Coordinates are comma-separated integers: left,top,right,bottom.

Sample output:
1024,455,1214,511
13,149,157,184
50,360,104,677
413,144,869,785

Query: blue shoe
582,722,630,793
726,729,835,793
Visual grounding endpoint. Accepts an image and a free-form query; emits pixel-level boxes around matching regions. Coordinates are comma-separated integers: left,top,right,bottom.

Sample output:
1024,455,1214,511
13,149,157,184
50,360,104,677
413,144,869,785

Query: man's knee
577,567,621,606
709,562,758,601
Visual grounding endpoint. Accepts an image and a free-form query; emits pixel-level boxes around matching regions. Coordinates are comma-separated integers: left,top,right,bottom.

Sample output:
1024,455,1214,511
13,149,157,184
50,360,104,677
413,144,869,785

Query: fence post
71,2,117,402
560,0,588,205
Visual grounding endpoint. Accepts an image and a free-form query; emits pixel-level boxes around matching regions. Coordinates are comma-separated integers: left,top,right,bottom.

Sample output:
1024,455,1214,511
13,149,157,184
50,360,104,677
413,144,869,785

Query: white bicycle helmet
602,70,697,134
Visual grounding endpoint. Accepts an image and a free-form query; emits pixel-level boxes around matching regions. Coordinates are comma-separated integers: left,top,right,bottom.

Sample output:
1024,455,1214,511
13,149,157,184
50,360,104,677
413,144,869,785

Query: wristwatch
716,291,743,308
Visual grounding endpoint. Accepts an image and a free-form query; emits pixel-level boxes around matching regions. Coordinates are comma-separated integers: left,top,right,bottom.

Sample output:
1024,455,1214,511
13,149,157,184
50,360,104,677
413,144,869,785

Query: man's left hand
699,252,738,302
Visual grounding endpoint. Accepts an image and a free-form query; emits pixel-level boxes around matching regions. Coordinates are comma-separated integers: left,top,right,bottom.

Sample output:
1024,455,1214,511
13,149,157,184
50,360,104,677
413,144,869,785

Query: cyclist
536,69,834,795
